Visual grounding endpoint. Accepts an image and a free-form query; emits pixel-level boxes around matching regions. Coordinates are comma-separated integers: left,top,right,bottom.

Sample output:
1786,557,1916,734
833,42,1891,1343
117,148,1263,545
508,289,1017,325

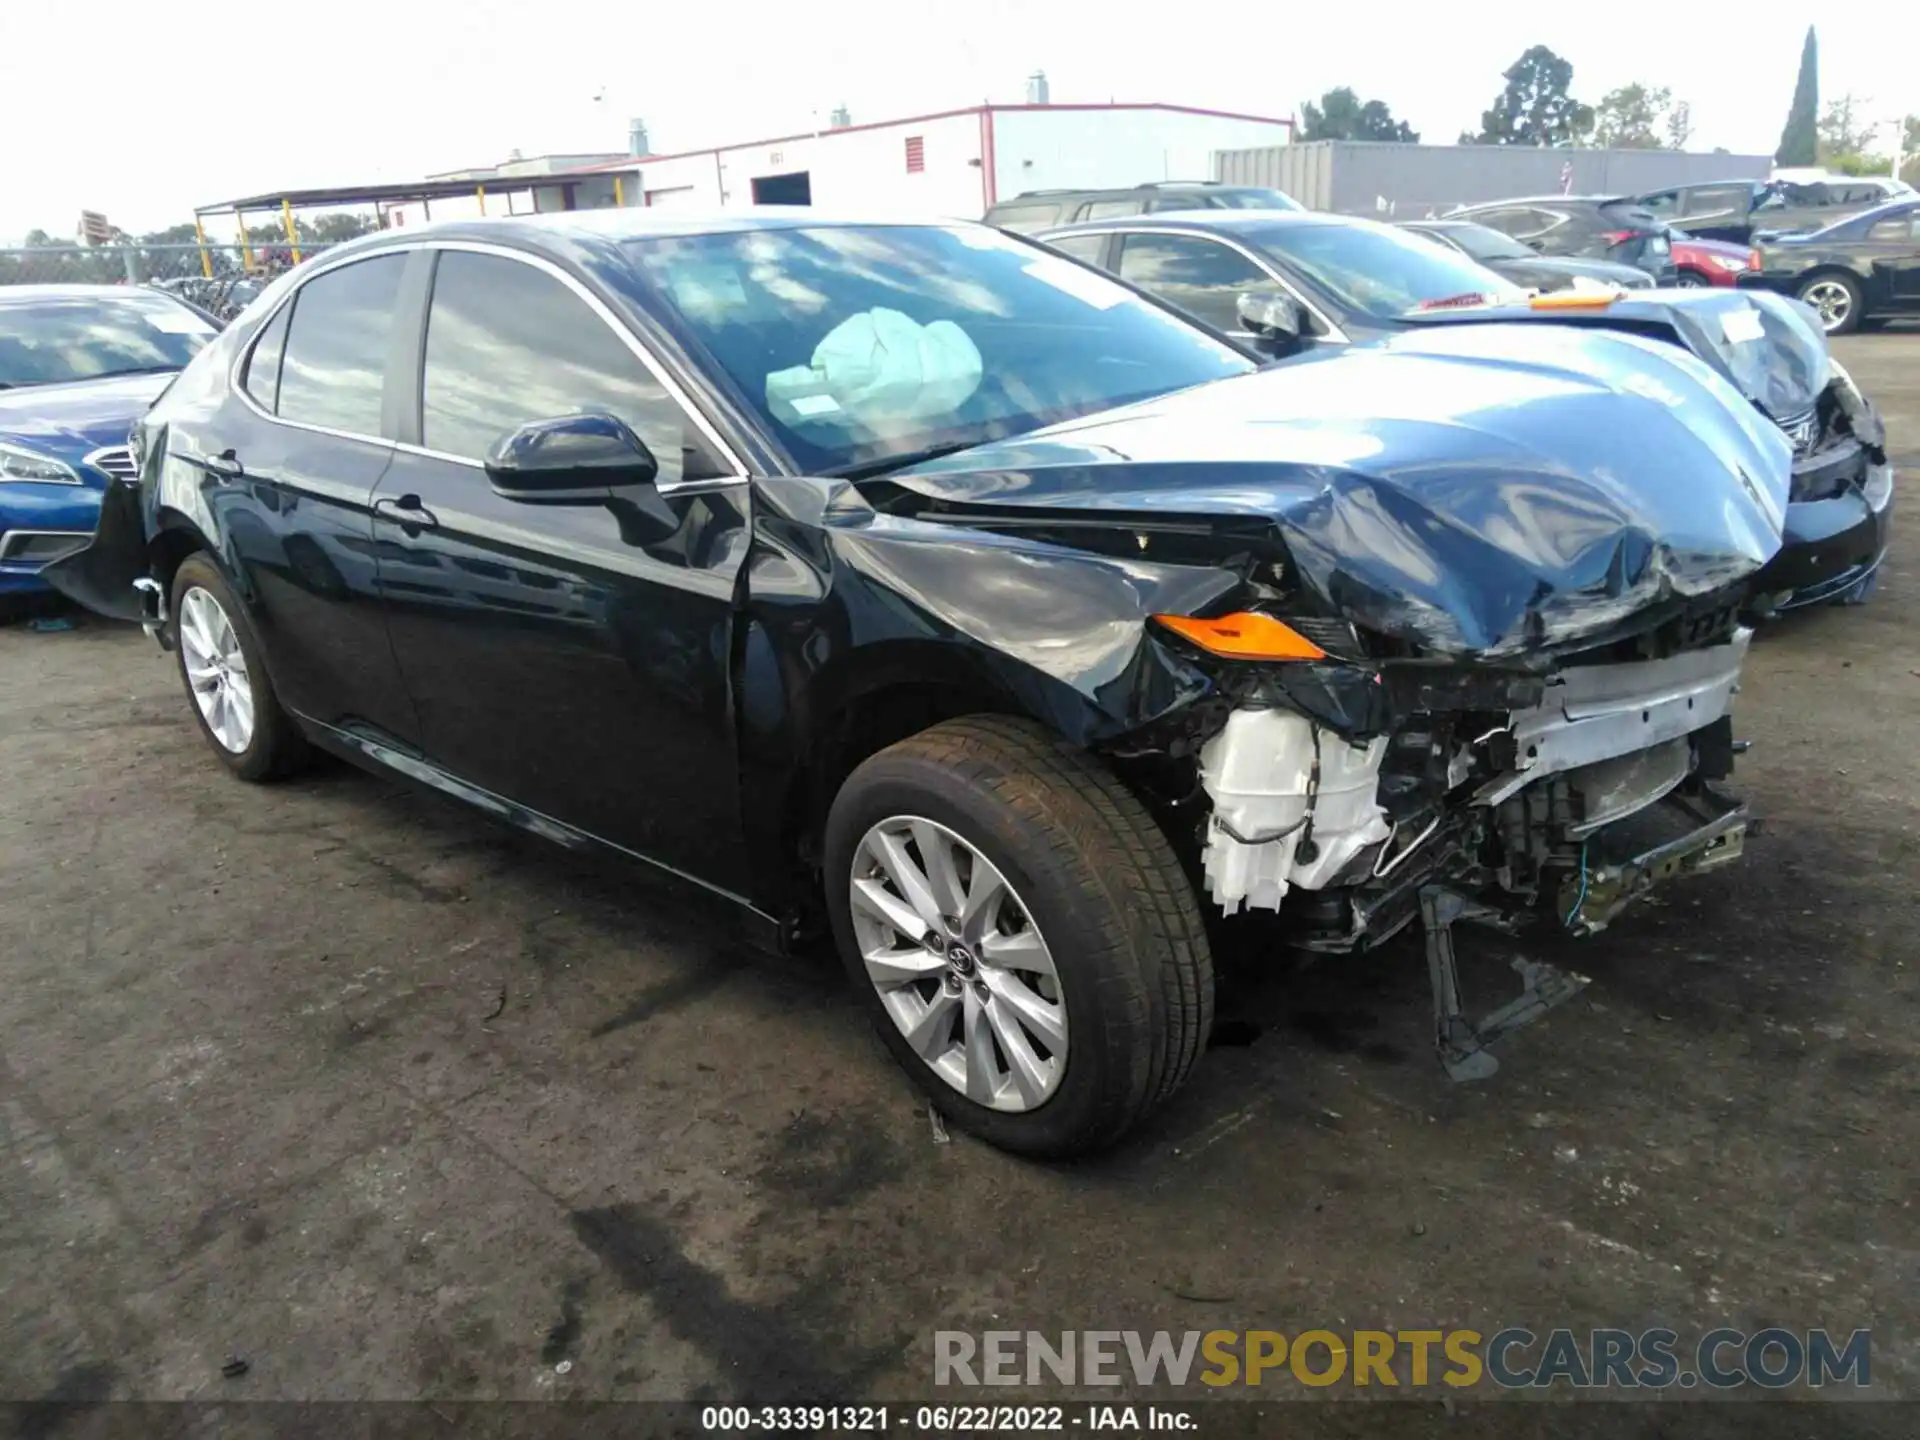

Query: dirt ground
2,331,1916,1429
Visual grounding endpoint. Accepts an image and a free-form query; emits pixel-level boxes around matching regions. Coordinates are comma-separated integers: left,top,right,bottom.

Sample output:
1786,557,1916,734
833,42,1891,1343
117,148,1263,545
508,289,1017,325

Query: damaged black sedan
49,213,1790,1156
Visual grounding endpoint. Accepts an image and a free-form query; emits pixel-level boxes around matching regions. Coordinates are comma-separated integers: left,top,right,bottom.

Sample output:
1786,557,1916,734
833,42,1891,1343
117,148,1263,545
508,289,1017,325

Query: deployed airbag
766,308,982,437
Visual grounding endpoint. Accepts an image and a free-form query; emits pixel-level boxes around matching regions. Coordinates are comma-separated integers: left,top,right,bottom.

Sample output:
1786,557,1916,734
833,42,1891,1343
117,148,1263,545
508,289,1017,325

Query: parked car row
1431,181,1920,335
5,200,1897,1160
1038,208,1889,609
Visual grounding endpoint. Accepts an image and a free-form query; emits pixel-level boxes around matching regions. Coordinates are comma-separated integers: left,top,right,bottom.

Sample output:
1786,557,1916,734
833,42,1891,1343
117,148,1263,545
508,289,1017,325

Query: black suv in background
1445,196,1676,283
984,182,1300,233
1637,176,1915,245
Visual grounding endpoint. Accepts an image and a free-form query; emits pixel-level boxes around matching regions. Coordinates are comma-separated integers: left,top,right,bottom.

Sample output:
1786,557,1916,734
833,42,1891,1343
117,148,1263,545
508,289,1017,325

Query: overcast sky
4,2,1912,240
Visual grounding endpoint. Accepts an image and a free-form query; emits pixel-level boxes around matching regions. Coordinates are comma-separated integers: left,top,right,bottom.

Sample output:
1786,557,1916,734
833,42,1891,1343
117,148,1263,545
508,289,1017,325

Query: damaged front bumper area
1181,615,1755,1076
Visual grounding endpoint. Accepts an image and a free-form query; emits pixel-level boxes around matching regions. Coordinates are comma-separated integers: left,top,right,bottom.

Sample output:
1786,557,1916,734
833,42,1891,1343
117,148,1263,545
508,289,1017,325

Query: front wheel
825,716,1214,1157
1673,270,1710,288
171,553,310,782
1798,273,1865,335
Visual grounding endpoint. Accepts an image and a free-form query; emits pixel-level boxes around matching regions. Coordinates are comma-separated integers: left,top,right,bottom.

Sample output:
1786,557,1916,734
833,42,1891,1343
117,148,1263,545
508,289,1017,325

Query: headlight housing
1828,360,1886,455
1710,254,1749,272
0,440,83,485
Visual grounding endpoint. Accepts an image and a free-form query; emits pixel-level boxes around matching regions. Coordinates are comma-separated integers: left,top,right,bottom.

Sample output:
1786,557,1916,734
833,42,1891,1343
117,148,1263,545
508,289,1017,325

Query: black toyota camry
50,211,1789,1155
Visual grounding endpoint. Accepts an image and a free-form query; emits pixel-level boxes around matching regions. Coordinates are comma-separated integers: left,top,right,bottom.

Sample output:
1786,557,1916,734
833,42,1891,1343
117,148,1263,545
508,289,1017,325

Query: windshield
627,225,1254,475
1435,224,1534,263
0,290,215,388
1248,222,1527,319
1209,188,1304,212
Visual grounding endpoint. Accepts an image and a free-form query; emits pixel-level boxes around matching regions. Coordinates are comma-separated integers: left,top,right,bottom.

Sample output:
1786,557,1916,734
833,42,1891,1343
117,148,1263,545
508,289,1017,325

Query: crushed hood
1405,287,1831,422
889,323,1790,657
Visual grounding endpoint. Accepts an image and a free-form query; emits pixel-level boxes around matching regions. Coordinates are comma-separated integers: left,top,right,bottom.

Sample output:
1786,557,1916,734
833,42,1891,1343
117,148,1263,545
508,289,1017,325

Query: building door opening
751,172,812,206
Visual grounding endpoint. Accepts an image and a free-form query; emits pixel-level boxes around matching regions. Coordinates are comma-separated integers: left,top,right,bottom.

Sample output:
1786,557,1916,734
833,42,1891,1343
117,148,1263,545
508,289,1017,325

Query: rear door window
275,255,406,435
1043,233,1110,266
984,202,1063,234
1683,185,1753,217
1079,199,1144,221
1116,232,1271,331
242,302,293,413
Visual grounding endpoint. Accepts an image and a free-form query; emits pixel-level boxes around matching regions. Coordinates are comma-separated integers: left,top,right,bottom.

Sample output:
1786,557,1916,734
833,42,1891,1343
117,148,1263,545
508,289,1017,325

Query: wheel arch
762,640,1033,928
147,508,211,594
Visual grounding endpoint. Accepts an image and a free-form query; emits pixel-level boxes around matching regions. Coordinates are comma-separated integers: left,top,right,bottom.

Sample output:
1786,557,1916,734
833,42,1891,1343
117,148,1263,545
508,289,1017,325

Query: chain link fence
0,242,340,320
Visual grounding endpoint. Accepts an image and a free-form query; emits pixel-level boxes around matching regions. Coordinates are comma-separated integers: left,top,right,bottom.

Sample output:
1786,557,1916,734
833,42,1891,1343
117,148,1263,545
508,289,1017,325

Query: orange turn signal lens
1529,292,1619,310
1152,612,1326,662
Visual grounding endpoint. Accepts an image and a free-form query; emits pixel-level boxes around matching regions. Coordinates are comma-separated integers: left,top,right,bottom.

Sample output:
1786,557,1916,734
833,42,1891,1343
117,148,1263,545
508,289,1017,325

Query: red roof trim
561,103,1294,175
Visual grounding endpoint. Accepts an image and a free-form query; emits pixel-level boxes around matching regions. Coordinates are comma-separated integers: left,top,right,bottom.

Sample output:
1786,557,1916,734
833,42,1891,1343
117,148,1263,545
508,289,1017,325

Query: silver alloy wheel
178,586,254,753
1802,279,1853,332
849,815,1067,1112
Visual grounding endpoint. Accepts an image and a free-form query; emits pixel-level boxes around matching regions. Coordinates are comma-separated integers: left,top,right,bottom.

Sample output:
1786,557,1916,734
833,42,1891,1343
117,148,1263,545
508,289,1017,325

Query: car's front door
371,245,754,892
1107,230,1314,345
219,252,420,742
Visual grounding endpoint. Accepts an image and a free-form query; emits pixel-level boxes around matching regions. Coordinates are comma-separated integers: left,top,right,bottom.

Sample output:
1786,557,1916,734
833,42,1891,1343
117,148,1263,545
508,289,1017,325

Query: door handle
203,448,244,479
373,494,439,531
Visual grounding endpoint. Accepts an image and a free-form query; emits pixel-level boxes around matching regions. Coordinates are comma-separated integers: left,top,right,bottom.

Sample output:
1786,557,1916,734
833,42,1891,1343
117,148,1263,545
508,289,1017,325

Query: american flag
1559,160,1573,194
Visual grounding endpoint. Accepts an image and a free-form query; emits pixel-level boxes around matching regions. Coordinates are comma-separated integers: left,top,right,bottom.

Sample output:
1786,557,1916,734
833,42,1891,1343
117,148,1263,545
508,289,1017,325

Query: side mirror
485,412,658,505
1236,290,1305,349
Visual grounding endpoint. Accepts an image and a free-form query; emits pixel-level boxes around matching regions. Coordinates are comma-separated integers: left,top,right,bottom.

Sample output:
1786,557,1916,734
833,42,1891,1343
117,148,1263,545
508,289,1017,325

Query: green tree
1590,84,1669,148
1468,46,1593,147
1664,100,1694,150
1775,26,1819,165
1299,87,1419,143
308,212,377,244
1816,94,1875,162
1902,116,1920,187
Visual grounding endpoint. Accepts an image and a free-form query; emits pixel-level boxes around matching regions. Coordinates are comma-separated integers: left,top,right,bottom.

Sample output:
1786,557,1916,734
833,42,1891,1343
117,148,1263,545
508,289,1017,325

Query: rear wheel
1798,273,1865,335
824,716,1213,1157
171,553,309,782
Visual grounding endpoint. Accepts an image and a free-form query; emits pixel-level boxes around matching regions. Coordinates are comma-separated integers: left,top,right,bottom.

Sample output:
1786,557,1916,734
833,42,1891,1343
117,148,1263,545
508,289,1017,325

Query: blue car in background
1,285,219,609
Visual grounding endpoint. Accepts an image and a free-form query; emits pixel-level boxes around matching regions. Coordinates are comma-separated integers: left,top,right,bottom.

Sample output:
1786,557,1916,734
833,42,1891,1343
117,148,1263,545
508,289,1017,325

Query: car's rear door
370,244,753,891
1861,208,1920,305
218,252,421,741
1680,183,1758,242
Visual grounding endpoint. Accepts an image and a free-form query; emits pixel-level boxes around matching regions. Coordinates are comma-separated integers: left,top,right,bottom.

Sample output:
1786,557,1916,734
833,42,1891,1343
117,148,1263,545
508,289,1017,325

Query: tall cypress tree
1776,27,1819,165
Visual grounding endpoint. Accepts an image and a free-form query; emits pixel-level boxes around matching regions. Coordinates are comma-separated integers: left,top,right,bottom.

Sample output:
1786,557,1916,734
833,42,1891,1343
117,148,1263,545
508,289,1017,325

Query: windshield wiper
829,441,984,481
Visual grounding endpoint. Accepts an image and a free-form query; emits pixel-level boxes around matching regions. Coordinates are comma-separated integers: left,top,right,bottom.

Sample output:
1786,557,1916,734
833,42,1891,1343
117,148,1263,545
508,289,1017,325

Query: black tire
824,715,1213,1157
1797,272,1865,336
1673,270,1710,288
170,552,310,783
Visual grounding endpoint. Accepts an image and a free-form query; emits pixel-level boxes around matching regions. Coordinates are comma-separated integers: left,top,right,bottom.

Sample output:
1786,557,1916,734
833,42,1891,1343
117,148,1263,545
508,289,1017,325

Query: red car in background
1670,233,1754,287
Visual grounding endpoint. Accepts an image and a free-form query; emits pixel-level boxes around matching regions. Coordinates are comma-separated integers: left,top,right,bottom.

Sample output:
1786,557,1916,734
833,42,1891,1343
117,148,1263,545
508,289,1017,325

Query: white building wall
380,106,1292,229
989,107,1292,206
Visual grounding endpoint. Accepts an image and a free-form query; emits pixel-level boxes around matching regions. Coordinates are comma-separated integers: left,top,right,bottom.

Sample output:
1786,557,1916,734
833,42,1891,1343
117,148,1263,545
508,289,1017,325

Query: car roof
1458,195,1628,208
1042,209,1355,235
996,183,1247,201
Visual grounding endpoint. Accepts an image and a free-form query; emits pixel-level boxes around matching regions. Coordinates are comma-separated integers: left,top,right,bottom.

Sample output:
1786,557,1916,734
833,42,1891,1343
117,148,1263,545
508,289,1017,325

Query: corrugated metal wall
1215,142,1775,217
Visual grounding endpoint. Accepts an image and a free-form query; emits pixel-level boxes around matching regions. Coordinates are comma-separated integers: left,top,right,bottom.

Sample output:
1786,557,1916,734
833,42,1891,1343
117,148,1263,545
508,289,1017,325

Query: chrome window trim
1045,223,1350,344
227,239,750,491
